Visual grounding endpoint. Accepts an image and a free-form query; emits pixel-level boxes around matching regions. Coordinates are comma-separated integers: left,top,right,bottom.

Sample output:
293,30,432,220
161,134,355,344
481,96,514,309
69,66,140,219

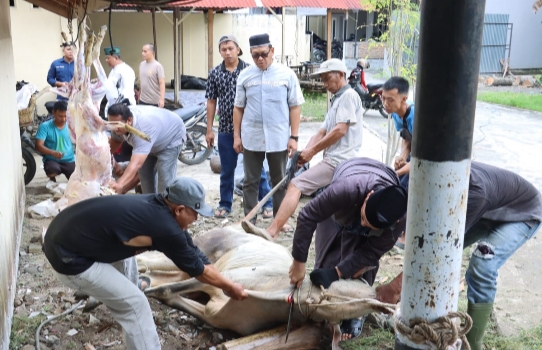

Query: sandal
340,316,365,341
138,276,151,292
280,223,294,233
214,206,231,218
262,206,273,219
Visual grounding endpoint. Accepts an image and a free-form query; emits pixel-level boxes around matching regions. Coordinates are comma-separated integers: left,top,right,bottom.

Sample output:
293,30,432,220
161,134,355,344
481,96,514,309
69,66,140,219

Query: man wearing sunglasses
288,157,408,341
233,33,305,223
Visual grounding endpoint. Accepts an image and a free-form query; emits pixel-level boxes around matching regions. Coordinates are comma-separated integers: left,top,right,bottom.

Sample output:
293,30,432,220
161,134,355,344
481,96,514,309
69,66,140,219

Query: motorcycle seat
367,83,383,92
173,104,203,122
45,101,56,114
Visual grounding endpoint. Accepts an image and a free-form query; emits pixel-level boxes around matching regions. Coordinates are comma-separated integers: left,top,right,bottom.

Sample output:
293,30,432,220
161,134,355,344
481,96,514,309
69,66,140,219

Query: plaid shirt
205,59,249,133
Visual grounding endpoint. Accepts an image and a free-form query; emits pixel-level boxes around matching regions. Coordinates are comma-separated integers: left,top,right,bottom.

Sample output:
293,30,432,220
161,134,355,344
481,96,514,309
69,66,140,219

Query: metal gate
480,14,513,75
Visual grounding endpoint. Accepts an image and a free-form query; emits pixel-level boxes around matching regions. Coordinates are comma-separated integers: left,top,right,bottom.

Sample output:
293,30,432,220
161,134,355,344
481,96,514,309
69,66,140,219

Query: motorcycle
348,70,388,119
171,102,214,165
310,33,343,63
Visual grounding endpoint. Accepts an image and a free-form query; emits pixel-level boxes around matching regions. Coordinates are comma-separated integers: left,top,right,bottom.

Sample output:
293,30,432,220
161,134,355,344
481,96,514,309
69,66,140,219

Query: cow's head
297,279,396,325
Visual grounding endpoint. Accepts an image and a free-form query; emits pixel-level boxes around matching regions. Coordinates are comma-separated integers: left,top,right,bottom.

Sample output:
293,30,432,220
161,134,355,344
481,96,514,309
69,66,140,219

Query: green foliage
301,90,327,121
362,0,420,86
10,315,46,350
477,91,542,112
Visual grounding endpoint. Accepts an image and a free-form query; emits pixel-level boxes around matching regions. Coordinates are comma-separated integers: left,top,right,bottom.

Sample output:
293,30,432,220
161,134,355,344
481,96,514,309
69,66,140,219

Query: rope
394,312,473,350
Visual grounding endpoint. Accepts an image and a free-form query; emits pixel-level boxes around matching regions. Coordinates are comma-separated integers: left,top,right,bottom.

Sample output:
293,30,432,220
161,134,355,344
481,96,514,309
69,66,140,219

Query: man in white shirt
103,47,136,116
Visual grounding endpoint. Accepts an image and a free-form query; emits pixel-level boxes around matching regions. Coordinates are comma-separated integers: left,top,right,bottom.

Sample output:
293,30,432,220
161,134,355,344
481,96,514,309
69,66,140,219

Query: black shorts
44,160,75,179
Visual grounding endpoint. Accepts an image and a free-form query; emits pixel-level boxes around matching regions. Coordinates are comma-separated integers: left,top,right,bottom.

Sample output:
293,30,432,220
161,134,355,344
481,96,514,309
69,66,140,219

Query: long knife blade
285,287,296,343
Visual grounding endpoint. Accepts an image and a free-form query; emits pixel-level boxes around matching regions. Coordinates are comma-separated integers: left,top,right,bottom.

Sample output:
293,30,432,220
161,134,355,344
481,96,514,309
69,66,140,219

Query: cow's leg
159,295,206,321
331,323,343,350
144,278,206,299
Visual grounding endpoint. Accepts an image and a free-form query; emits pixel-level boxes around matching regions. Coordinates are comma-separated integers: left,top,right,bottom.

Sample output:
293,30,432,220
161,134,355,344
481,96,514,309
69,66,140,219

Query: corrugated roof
164,0,257,8
260,0,371,10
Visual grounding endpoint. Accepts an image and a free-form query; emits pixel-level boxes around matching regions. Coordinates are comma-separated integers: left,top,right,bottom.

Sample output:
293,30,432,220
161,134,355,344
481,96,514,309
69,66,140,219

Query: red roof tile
260,0,371,10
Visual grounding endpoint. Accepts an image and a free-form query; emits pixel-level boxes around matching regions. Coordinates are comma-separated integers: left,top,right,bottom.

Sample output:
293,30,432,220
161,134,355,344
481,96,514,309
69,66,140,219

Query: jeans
54,262,159,350
218,133,272,212
138,144,182,194
399,173,410,190
464,219,540,304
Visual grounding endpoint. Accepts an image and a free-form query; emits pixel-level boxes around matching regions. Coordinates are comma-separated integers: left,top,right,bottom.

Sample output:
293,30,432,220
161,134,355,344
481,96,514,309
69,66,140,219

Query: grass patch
477,91,542,112
10,314,46,349
301,90,328,121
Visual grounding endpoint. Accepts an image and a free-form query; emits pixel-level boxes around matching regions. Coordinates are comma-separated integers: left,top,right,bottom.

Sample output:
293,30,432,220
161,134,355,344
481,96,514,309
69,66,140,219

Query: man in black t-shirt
43,177,248,350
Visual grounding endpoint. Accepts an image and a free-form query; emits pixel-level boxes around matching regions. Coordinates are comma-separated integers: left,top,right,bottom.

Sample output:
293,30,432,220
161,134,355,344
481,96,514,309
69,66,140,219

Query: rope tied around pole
394,311,473,350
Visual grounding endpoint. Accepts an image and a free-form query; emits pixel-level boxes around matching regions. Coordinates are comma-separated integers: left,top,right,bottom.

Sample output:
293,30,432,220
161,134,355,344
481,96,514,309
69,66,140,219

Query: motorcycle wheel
178,125,213,165
312,49,325,63
22,146,36,185
379,106,389,119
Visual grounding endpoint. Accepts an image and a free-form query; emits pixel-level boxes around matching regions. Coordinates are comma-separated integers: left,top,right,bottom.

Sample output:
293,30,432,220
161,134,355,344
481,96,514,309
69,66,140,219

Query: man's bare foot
241,220,274,241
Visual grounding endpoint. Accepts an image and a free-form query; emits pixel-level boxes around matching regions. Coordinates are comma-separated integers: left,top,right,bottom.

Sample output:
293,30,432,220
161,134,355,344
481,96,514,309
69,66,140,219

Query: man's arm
206,99,217,147
287,105,301,157
112,153,148,193
298,123,348,165
233,106,244,153
47,62,59,87
158,78,166,108
35,139,62,159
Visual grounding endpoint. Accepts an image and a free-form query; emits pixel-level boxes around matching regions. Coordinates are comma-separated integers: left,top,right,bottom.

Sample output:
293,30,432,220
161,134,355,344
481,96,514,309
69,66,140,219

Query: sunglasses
251,49,271,60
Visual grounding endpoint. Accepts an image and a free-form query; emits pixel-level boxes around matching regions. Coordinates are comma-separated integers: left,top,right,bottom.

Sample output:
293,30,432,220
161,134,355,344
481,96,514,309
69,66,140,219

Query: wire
74,0,89,44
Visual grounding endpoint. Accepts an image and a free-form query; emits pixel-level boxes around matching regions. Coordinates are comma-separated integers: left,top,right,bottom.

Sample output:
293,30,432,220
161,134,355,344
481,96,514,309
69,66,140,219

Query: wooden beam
208,9,214,72
326,8,332,110
22,0,69,18
151,7,158,60
173,8,179,105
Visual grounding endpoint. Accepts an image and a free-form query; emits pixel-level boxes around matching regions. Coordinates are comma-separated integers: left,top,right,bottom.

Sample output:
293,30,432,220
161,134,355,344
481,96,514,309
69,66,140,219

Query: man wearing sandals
43,177,248,350
288,157,408,341
242,58,363,239
205,34,273,218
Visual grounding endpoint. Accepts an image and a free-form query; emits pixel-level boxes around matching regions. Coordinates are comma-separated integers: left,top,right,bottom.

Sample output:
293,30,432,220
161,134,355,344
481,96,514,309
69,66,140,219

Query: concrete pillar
0,0,26,347
395,0,486,349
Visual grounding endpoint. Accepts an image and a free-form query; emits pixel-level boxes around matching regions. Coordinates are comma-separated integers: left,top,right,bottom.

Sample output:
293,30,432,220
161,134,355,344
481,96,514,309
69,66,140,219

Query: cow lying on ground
137,225,396,350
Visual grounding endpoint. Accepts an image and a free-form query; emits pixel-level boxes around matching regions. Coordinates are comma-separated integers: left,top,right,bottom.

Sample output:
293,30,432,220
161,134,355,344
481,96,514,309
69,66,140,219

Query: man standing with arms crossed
206,35,273,218
233,33,304,225
139,44,165,107
242,58,363,240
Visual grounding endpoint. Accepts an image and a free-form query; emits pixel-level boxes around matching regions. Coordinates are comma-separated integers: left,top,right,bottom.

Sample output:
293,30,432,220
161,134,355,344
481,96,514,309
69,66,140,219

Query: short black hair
383,76,409,95
108,103,133,121
53,101,67,112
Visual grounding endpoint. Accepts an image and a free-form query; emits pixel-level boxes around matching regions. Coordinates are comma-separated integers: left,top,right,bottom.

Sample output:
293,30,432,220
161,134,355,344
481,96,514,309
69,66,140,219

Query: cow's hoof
83,297,102,313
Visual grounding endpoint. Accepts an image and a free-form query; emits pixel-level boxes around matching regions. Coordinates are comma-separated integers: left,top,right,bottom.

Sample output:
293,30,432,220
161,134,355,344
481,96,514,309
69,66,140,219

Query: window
10,0,16,7
343,18,347,41
332,19,336,40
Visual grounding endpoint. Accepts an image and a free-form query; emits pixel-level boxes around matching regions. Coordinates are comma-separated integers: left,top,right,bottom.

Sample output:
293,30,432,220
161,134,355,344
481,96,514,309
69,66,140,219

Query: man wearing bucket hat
43,177,248,350
288,157,408,341
205,34,273,219
103,46,136,116
242,58,363,240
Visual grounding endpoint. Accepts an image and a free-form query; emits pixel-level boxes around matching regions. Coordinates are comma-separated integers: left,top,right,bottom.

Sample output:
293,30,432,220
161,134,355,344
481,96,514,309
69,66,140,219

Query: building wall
0,0,26,348
9,0,69,89
89,11,310,80
485,0,542,69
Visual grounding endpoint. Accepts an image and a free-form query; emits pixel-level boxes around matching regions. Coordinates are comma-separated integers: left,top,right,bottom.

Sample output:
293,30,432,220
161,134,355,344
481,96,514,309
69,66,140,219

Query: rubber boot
464,302,493,350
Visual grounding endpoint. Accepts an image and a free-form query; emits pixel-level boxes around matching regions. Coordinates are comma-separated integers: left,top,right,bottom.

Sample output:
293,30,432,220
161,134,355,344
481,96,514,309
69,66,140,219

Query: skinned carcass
138,225,396,350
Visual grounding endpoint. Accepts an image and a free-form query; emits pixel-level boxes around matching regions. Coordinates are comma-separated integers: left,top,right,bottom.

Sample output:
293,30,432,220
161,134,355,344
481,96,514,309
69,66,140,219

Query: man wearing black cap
47,42,75,100
43,177,248,350
233,33,305,223
288,157,408,341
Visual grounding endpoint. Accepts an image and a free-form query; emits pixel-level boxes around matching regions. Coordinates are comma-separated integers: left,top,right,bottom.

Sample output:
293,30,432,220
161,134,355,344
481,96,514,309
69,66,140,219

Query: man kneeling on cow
288,157,408,341
43,177,248,350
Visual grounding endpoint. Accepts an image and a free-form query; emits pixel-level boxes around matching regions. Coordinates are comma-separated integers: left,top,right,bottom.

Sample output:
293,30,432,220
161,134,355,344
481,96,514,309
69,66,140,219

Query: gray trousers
54,261,159,350
242,149,288,217
139,144,182,194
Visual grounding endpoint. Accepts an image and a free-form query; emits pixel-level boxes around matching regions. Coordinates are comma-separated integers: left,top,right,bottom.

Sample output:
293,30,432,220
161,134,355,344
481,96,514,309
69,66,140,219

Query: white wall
485,0,542,69
9,0,68,89
0,0,26,348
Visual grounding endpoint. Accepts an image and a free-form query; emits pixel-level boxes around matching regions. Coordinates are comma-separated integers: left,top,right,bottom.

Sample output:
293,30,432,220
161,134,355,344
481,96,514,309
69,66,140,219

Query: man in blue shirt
47,43,75,100
382,77,415,190
35,101,75,182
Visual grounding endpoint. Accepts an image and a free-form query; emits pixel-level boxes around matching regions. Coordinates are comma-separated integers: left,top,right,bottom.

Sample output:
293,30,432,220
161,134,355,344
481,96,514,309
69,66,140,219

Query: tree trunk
486,77,514,86
216,324,321,350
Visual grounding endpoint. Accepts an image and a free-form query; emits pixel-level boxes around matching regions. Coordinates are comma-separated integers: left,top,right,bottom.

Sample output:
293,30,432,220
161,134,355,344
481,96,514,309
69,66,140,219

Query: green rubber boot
464,302,493,350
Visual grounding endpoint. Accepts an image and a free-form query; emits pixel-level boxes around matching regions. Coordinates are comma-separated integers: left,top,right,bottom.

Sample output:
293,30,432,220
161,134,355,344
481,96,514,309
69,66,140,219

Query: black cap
249,33,271,48
365,185,408,229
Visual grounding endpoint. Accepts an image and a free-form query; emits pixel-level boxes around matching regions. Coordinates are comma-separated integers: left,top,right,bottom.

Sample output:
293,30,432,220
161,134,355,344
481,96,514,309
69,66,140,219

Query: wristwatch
290,135,299,142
